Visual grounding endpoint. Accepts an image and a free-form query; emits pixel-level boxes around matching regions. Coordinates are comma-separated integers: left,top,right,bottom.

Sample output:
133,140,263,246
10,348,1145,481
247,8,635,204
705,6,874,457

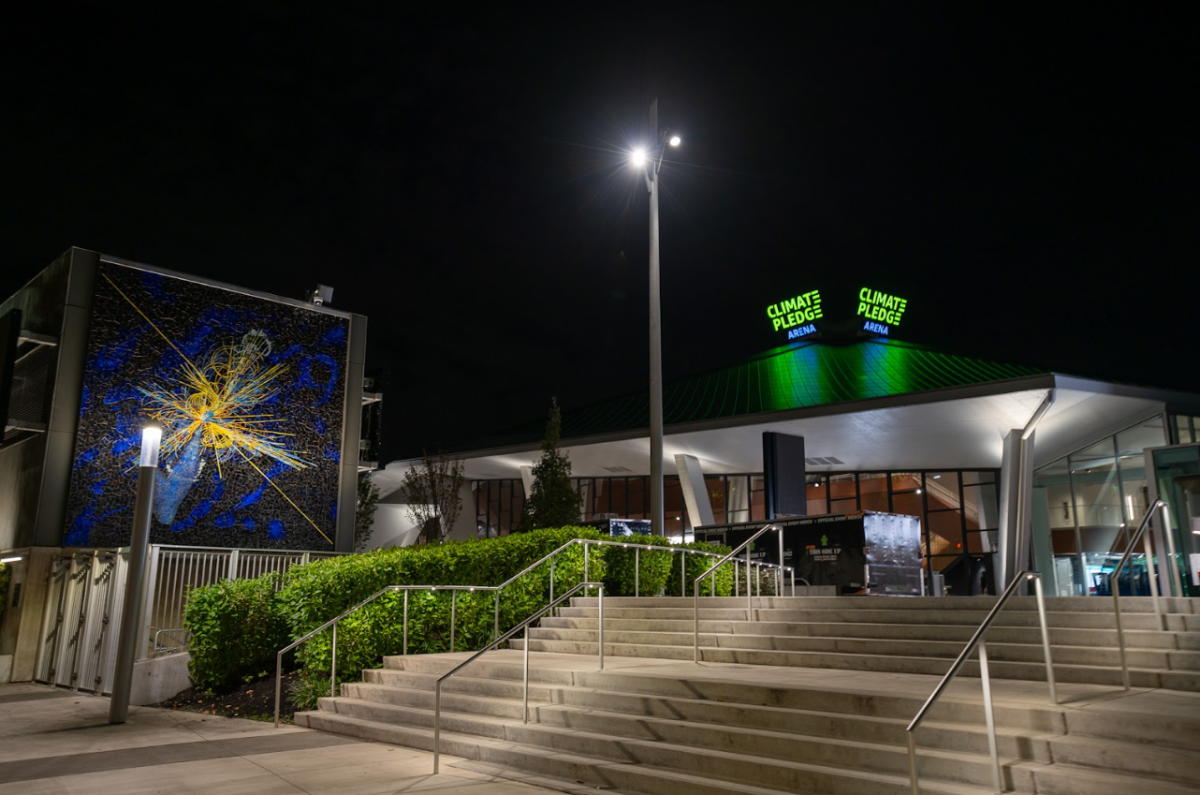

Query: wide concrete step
297,702,1036,795
1046,734,1200,787
511,637,1178,688
558,605,1179,631
567,595,1197,615
541,616,1186,650
530,626,1200,671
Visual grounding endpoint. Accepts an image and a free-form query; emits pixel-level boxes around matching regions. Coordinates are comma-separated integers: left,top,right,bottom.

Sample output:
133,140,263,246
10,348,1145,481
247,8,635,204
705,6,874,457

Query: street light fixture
109,422,161,724
630,99,680,537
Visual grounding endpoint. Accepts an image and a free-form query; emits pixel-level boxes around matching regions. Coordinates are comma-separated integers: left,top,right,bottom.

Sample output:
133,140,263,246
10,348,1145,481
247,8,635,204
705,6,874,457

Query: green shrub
668,541,735,597
185,573,287,692
184,526,733,694
601,534,676,596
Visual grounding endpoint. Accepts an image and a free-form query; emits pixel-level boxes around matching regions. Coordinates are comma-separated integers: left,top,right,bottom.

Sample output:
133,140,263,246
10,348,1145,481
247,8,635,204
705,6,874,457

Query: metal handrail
432,581,604,773
1111,499,1169,690
693,523,789,662
906,570,1056,795
272,536,759,726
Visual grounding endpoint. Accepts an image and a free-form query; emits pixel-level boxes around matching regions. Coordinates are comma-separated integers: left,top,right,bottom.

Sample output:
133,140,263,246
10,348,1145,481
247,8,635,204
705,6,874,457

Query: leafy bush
601,534,677,596
185,526,733,704
669,541,735,597
185,573,287,692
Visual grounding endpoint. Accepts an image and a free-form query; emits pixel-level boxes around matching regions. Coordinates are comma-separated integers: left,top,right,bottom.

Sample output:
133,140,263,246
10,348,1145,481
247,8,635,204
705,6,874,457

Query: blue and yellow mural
66,262,349,549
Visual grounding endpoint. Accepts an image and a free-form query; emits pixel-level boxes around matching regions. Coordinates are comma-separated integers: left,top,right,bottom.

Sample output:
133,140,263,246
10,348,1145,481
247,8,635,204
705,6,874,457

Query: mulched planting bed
153,670,304,723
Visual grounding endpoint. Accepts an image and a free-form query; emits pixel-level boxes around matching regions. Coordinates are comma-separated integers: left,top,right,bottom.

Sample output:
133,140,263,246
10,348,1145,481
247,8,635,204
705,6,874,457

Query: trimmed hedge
185,527,732,698
185,574,287,691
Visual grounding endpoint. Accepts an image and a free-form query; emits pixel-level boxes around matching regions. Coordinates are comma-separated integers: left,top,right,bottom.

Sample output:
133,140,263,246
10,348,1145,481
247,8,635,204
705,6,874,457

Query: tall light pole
109,422,161,724
631,99,680,536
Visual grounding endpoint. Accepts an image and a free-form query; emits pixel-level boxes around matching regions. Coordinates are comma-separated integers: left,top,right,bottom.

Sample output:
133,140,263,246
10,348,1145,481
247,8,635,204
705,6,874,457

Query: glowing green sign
857,287,907,328
766,290,822,339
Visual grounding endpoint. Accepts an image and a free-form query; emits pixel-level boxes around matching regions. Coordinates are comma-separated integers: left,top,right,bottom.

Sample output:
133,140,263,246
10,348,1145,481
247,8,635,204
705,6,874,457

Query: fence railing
143,544,342,657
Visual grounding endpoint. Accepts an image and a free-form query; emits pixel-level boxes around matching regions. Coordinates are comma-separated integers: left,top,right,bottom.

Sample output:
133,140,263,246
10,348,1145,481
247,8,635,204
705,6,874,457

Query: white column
675,454,715,529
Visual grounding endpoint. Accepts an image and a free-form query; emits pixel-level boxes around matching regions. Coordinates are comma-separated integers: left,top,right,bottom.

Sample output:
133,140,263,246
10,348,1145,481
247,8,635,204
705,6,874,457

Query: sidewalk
0,682,573,795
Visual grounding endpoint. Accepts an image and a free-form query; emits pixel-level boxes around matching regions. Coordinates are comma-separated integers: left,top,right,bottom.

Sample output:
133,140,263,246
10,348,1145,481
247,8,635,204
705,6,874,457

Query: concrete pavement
0,682,585,795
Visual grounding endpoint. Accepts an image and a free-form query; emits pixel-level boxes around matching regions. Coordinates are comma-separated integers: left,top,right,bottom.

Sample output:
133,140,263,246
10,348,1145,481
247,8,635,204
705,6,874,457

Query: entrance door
1146,443,1200,596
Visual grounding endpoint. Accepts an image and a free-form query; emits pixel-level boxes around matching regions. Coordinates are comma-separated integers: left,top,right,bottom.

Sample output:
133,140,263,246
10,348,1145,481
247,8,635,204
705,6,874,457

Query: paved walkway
0,682,573,795
4,657,1197,795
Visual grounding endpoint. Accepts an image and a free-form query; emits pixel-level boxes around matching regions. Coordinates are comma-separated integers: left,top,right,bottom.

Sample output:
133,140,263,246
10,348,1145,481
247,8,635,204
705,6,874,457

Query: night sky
4,5,1197,463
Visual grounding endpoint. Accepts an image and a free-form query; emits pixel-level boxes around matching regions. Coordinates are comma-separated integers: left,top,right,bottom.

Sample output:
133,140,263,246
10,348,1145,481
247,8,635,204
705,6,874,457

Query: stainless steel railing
273,536,779,726
905,571,1057,795
432,581,605,773
693,524,792,662
1111,499,1170,690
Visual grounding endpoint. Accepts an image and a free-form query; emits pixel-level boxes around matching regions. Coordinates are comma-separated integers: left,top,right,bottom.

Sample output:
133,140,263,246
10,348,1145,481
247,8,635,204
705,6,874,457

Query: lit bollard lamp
109,423,161,724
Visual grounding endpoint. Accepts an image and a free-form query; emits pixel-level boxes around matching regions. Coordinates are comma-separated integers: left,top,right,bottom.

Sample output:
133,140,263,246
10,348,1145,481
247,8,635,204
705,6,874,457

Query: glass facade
1032,416,1167,596
473,468,1000,589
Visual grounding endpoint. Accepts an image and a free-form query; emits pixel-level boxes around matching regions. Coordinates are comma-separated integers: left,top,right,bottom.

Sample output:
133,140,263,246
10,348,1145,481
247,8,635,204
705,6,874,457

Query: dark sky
4,5,1197,462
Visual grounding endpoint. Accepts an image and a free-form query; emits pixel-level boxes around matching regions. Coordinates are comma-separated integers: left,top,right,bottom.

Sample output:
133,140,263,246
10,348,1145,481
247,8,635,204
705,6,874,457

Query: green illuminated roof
484,338,1047,448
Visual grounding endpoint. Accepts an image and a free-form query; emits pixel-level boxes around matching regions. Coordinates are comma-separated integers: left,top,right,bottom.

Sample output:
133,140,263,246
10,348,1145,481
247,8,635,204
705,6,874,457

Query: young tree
402,450,465,543
354,471,381,552
520,398,582,530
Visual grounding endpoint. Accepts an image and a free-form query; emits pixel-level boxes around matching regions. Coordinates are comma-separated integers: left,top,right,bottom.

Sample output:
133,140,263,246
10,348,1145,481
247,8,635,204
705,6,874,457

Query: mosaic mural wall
65,262,349,549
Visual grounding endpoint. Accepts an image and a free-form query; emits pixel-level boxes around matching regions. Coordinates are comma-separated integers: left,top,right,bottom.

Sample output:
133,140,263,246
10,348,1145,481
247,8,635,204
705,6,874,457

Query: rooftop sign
766,290,822,340
857,287,907,336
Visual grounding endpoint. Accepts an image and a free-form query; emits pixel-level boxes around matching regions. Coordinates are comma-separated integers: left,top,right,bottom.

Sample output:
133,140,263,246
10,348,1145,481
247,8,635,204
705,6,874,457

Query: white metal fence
35,544,338,694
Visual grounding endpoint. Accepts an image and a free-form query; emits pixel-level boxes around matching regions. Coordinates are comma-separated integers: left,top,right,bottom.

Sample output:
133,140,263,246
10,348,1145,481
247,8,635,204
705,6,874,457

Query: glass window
609,479,628,517
892,490,923,519
806,475,828,515
927,509,964,553
706,476,727,524
665,477,685,540
1175,415,1193,444
750,476,766,521
626,478,646,519
858,472,889,512
925,472,961,510
828,473,858,513
726,476,750,523
962,471,996,486
963,482,1000,530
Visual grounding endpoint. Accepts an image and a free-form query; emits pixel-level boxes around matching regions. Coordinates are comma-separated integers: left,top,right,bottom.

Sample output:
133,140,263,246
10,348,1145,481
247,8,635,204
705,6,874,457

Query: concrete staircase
295,595,1200,794
525,595,1200,691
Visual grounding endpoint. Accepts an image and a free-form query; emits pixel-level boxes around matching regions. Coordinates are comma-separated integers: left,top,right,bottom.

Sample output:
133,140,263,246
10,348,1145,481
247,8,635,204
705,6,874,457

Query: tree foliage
520,398,583,531
402,450,465,543
354,471,381,552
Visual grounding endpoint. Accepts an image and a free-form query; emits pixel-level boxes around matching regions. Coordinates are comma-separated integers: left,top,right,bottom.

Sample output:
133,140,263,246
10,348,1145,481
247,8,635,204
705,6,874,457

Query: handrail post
403,589,409,656
450,590,457,652
777,526,784,596
433,683,442,773
494,589,500,644
274,650,283,728
523,622,530,724
680,550,686,596
693,579,700,662
907,732,919,795
330,622,337,698
584,542,590,590
1144,522,1163,629
978,640,1002,793
598,584,605,670
746,544,752,612
635,548,640,596
550,555,555,607
734,559,739,597
1160,501,1184,599
1031,574,1058,704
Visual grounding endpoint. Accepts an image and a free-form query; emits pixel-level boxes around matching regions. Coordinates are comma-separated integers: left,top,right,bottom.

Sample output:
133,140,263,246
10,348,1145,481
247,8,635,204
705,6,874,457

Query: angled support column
675,454,714,531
